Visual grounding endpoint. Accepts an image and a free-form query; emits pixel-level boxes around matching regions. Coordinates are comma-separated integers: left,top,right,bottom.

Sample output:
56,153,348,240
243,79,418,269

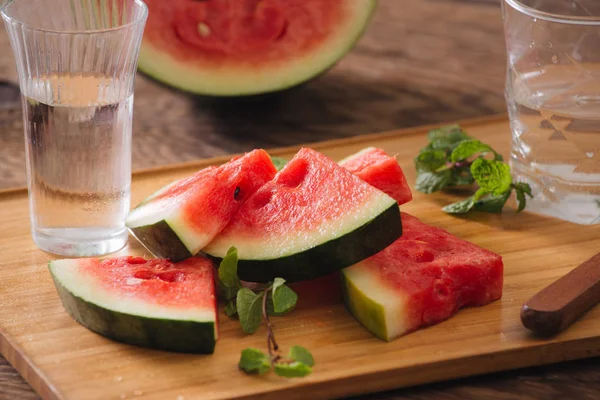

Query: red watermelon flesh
126,149,277,261
342,212,503,341
340,147,413,205
138,0,377,95
48,256,218,353
203,147,398,257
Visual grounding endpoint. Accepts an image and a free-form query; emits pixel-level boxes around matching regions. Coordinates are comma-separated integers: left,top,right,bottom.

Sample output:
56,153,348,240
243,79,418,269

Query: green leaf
450,139,494,163
273,362,312,378
442,196,476,214
239,348,271,375
224,300,238,318
449,167,475,186
514,182,533,197
474,191,511,213
470,158,512,195
218,247,242,301
415,170,452,194
271,278,298,315
415,150,447,172
512,182,532,213
270,156,288,171
236,288,264,334
427,125,470,143
288,346,314,367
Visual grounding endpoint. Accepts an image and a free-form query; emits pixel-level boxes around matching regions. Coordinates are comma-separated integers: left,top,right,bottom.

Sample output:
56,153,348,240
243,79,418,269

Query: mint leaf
474,192,511,213
288,346,314,367
416,170,452,194
271,278,298,315
427,125,470,143
270,156,288,171
443,196,476,214
450,139,496,163
218,247,242,301
449,167,475,186
470,158,512,195
225,300,238,318
239,348,271,375
513,182,533,212
415,150,447,172
237,288,264,334
273,362,312,378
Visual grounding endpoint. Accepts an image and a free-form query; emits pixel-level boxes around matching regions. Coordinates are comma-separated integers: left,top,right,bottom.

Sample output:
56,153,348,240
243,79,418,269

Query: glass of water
503,0,600,224
1,0,148,256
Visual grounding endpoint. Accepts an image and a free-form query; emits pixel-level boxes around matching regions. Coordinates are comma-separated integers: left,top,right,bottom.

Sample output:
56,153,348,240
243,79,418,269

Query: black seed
234,187,241,200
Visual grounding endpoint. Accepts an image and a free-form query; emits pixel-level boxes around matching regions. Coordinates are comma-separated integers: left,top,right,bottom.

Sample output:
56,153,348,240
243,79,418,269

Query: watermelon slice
48,256,218,353
339,147,413,205
341,212,503,341
138,0,377,96
126,149,277,262
202,148,402,283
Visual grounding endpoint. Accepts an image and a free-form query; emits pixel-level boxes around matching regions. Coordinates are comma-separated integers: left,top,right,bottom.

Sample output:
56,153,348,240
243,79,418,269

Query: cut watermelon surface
48,256,218,353
139,0,377,96
126,149,277,262
342,212,503,341
339,147,413,205
202,148,402,283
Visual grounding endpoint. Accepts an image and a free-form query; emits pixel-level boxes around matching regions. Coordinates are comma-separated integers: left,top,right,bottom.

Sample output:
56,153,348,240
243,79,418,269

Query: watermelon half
202,148,402,283
342,213,503,341
339,147,413,205
125,149,277,262
48,256,218,353
139,0,377,96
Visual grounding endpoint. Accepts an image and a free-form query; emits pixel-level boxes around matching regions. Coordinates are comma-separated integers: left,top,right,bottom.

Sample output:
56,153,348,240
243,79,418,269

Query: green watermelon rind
48,260,217,354
206,202,402,283
341,269,389,341
138,0,378,97
125,176,211,262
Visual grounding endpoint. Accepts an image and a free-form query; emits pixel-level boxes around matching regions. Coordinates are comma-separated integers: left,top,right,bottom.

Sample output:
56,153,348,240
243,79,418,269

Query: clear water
507,64,600,224
23,74,132,256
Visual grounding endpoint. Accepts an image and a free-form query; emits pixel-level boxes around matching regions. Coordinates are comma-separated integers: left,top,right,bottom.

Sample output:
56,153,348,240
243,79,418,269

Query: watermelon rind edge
207,201,402,283
48,261,216,354
137,0,378,97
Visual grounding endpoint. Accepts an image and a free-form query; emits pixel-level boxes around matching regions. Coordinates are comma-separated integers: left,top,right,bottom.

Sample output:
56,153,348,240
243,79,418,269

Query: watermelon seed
234,187,241,200
197,22,211,37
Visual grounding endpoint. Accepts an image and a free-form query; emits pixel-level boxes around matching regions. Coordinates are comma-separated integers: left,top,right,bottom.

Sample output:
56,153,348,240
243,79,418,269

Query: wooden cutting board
1,115,599,400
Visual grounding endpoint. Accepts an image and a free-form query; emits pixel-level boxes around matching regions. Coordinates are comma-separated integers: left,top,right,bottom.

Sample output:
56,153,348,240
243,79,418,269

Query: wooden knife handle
521,252,600,337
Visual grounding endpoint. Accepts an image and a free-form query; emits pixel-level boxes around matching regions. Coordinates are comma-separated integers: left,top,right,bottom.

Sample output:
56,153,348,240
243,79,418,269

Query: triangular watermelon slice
341,212,504,341
126,149,277,261
49,256,218,354
202,148,403,283
339,147,413,205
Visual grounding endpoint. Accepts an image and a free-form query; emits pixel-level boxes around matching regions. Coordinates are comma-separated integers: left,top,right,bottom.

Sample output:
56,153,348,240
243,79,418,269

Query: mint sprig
415,125,533,214
217,247,314,378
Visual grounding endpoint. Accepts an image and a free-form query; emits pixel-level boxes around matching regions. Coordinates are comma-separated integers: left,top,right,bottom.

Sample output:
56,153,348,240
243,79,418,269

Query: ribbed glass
1,0,148,257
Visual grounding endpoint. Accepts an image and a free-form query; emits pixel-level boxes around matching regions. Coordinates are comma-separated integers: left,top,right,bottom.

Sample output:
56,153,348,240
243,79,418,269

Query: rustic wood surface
0,0,598,399
2,118,600,400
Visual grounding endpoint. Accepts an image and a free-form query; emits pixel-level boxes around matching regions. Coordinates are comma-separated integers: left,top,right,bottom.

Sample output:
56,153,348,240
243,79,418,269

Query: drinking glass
503,0,600,224
1,0,148,256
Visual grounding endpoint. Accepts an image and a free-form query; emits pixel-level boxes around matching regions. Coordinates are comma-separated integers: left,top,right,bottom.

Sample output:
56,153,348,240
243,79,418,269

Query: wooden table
0,0,598,399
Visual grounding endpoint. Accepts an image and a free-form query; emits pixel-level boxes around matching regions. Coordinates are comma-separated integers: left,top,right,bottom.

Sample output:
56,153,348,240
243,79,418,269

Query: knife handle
521,252,600,336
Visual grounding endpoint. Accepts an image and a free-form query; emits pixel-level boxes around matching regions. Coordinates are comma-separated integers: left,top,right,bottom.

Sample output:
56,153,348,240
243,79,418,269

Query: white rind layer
342,261,409,340
49,259,216,323
138,1,377,96
203,192,396,260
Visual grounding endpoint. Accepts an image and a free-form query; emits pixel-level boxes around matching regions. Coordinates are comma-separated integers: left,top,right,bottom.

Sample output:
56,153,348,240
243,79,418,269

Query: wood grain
0,0,507,190
1,0,599,399
1,117,600,400
521,252,600,337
